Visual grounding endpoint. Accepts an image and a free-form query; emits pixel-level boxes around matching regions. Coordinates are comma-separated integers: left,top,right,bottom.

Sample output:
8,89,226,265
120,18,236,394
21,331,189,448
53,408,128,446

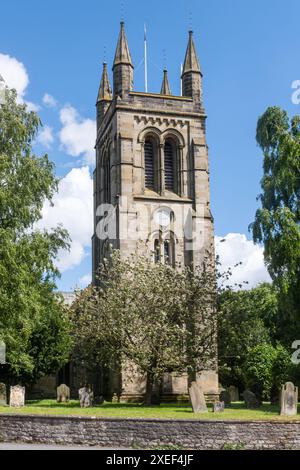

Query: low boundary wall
0,414,300,449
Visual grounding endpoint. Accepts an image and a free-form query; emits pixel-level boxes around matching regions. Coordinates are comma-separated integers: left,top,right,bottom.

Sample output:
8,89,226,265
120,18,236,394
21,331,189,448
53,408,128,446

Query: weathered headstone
213,401,225,413
188,381,208,413
280,382,298,416
228,385,239,402
94,395,104,405
112,393,119,403
79,387,94,408
0,383,7,405
242,390,260,408
220,390,231,405
9,385,25,407
57,384,70,403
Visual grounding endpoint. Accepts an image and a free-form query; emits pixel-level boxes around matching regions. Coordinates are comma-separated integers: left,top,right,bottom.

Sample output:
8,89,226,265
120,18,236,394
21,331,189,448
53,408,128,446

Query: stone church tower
92,22,218,402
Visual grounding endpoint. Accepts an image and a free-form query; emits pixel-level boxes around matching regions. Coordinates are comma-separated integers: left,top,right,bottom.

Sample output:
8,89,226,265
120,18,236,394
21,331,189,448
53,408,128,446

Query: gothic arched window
163,235,175,266
164,139,176,193
154,238,161,263
144,138,155,190
153,232,175,267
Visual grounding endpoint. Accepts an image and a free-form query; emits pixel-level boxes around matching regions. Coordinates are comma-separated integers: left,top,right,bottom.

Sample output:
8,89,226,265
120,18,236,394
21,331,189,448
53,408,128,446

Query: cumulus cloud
37,166,93,272
79,273,92,287
37,125,54,149
43,93,57,108
215,233,271,289
0,52,29,98
0,52,39,110
58,105,95,165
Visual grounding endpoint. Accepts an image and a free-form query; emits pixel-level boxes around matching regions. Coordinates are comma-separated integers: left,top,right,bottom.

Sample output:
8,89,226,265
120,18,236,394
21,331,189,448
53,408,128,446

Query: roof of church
182,30,201,76
97,62,112,102
160,69,171,95
113,21,133,69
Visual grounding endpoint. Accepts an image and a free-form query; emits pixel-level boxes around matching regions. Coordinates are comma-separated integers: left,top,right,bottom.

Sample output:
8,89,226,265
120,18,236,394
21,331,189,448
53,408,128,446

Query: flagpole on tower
144,24,148,93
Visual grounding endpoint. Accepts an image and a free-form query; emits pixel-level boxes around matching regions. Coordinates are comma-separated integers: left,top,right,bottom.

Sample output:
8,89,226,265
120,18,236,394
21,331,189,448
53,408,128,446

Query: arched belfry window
144,138,155,190
164,139,176,193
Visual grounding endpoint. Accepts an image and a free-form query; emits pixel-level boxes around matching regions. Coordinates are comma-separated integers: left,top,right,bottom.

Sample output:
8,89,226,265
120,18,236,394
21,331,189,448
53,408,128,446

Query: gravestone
213,401,225,413
0,383,7,405
228,385,239,402
112,393,119,403
94,395,104,405
9,385,25,407
280,382,298,416
57,384,70,403
242,390,260,408
220,390,231,405
79,387,94,408
188,381,208,413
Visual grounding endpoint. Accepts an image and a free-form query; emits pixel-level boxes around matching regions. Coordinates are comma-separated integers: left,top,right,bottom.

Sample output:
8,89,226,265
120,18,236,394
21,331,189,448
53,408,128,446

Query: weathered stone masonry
1,415,300,449
93,21,218,403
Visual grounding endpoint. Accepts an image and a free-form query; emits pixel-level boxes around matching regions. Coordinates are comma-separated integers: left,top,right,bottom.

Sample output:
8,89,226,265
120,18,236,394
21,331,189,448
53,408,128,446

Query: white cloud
37,166,93,272
215,233,271,289
0,53,28,98
37,125,54,149
79,273,92,287
59,105,95,165
0,52,39,111
56,240,86,272
24,101,40,112
43,93,57,108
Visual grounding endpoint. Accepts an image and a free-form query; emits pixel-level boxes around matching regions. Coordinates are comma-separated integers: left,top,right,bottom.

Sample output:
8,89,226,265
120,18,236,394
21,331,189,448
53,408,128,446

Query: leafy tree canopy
72,250,218,404
0,88,71,384
251,106,300,341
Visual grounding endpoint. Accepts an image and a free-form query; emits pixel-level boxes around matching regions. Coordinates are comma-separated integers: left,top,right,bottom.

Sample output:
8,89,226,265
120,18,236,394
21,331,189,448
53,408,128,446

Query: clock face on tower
154,208,171,227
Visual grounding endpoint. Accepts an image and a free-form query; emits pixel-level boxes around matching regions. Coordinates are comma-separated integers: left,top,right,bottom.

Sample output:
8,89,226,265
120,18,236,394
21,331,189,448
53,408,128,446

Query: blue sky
1,0,299,290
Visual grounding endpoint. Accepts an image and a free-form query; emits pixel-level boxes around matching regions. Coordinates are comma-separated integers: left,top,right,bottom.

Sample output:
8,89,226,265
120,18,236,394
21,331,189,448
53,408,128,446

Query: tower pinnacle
181,31,202,101
113,21,133,68
97,62,112,103
112,22,134,96
182,30,201,76
160,69,171,95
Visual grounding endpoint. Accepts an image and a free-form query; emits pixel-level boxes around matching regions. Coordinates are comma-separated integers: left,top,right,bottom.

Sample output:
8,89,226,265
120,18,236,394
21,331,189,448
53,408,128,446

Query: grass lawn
0,400,300,420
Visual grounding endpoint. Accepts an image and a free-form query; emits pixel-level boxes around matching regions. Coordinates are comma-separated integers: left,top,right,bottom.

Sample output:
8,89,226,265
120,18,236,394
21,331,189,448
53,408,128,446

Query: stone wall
0,414,300,449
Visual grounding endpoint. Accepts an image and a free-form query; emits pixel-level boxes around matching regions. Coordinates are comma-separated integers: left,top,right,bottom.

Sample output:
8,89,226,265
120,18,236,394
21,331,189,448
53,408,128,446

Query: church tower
92,23,218,402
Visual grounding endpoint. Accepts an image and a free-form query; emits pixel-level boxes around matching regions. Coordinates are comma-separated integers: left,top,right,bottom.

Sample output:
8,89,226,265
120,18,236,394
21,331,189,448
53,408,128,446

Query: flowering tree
72,250,217,405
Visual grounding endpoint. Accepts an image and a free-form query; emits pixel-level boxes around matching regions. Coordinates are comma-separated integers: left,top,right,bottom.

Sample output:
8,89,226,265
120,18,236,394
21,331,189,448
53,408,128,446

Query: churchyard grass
0,401,300,420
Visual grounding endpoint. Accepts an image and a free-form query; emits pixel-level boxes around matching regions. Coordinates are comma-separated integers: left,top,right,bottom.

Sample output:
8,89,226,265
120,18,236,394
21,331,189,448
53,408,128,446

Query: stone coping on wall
1,413,300,424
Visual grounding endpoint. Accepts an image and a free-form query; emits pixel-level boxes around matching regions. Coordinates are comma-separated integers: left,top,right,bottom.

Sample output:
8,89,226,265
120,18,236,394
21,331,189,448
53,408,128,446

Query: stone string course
0,414,300,449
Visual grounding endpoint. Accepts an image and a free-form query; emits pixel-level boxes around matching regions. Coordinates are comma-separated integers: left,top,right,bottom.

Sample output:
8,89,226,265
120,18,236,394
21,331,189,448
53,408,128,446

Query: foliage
0,87,71,384
243,343,291,400
218,284,277,387
71,250,217,404
250,106,300,342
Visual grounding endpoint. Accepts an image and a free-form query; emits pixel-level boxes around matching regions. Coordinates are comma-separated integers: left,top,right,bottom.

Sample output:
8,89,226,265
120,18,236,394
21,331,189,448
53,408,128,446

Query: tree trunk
145,372,154,406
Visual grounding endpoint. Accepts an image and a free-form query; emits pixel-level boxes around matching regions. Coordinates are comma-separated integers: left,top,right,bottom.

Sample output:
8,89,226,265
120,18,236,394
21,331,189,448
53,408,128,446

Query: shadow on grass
173,402,288,415
25,400,189,410
22,400,300,416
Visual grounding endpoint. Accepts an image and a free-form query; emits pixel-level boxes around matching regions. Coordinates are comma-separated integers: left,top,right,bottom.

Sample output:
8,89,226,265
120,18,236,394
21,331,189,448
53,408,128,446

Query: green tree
0,87,71,384
250,107,300,342
72,250,217,405
218,284,276,387
243,343,291,400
